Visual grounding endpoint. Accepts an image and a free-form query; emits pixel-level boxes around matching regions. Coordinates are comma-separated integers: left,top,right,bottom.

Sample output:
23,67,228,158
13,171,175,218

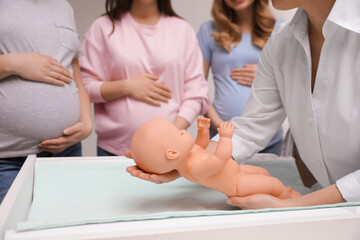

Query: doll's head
128,119,194,174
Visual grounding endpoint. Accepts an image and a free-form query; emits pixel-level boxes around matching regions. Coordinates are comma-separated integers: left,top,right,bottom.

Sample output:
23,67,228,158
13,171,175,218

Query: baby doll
125,118,300,199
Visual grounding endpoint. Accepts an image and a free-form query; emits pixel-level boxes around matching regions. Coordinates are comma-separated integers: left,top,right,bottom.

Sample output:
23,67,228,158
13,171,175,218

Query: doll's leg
238,165,270,176
195,118,210,149
236,174,294,199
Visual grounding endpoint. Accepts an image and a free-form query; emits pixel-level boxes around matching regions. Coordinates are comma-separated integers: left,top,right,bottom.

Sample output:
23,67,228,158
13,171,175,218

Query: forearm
76,82,92,128
0,54,18,79
100,79,131,102
72,59,93,134
214,137,233,161
284,184,345,207
205,104,223,129
173,116,190,130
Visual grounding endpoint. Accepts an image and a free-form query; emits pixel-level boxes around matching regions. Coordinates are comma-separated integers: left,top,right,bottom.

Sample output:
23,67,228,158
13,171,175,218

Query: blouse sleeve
79,18,111,103
65,2,83,58
336,170,360,202
177,24,210,124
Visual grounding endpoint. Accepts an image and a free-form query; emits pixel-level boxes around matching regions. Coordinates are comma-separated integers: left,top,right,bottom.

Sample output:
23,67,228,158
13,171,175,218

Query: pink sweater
80,13,209,155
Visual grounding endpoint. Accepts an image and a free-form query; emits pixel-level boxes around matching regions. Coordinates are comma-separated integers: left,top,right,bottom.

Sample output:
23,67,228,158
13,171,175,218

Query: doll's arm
194,118,210,149
214,122,234,161
189,122,235,180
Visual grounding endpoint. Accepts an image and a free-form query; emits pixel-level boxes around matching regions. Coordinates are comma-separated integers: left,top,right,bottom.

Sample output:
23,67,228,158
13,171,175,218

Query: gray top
0,0,82,157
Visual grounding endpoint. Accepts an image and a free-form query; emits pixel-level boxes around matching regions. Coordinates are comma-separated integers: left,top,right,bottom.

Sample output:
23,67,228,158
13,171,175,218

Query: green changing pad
16,156,360,232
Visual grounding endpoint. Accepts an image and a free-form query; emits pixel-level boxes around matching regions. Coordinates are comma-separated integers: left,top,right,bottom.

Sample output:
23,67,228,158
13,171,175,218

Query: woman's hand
205,104,223,131
12,52,73,86
226,184,345,210
124,150,181,184
126,165,180,184
126,73,172,106
38,121,92,153
230,64,257,87
173,116,190,130
226,194,292,210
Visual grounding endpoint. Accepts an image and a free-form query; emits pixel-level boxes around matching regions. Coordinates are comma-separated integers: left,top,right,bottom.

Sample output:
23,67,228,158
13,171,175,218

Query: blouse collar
289,0,360,36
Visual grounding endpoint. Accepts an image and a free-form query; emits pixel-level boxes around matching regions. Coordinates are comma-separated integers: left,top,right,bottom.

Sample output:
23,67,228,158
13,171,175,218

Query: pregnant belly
214,87,251,121
0,79,80,142
96,98,179,140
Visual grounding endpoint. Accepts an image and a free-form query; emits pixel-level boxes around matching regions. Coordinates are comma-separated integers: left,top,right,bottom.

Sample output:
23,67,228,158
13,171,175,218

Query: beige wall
67,0,296,156
69,0,296,39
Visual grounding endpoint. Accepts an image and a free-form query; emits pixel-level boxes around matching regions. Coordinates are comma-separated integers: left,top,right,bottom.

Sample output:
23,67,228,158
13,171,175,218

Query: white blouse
213,0,360,201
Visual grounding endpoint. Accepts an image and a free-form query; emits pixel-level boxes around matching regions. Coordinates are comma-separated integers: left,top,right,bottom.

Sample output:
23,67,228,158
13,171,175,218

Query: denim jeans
97,146,117,156
0,142,82,204
258,138,283,156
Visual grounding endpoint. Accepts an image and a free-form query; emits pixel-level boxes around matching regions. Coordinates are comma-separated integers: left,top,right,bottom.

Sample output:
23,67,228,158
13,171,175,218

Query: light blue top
197,20,282,146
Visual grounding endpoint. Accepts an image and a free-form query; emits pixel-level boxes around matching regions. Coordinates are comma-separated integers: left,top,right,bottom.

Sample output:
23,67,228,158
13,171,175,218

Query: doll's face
130,119,194,174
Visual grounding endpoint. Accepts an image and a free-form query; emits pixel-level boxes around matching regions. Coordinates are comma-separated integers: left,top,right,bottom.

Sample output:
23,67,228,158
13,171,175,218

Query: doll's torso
179,145,244,197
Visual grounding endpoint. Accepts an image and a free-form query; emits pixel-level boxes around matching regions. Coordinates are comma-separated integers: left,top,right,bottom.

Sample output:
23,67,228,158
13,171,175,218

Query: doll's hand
126,165,180,184
197,118,210,130
127,73,172,106
13,52,73,86
217,122,234,138
230,64,257,87
226,194,294,210
38,121,92,153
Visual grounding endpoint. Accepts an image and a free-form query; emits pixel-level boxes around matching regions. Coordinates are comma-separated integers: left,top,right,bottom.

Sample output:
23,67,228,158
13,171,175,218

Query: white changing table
0,155,359,240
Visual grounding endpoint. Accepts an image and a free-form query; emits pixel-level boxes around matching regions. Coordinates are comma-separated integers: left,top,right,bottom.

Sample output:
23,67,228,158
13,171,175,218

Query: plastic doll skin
125,118,300,199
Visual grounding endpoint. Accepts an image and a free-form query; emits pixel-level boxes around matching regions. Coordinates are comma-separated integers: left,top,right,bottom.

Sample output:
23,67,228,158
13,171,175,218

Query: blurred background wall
67,0,296,156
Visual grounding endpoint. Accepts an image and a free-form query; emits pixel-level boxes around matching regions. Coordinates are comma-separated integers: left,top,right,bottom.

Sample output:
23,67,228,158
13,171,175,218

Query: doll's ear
124,150,133,159
165,149,180,160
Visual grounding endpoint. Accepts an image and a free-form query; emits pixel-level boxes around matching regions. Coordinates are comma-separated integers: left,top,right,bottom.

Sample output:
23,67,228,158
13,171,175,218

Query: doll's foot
290,189,301,198
197,118,210,130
